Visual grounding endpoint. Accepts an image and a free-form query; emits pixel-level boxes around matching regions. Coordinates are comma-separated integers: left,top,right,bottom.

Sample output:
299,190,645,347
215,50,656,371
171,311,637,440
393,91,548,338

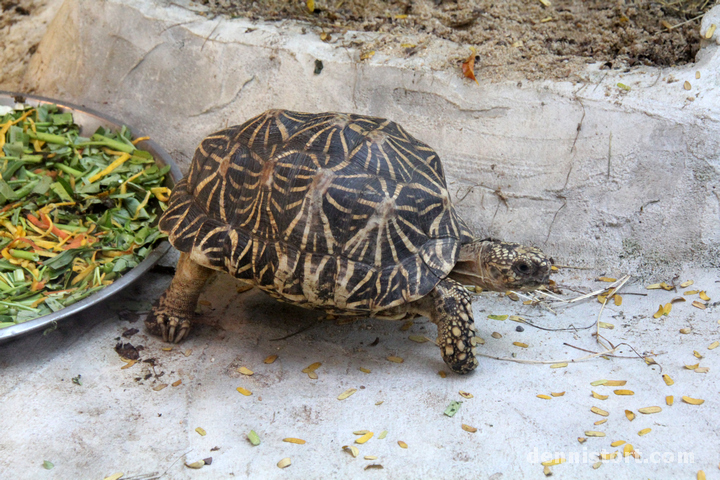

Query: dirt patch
194,0,716,80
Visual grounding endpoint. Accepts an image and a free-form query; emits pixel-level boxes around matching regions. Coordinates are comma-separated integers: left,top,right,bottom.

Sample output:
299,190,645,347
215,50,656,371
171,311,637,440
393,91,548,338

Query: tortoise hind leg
146,252,213,343
420,278,479,374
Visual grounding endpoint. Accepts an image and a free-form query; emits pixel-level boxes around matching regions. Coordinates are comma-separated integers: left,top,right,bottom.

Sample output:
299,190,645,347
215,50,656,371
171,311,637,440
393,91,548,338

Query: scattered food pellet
537,394,552,400
247,430,261,446
594,419,607,425
462,424,478,433
283,438,306,444
684,81,691,90
302,362,322,373
706,23,717,38
578,437,587,443
277,457,291,469
610,440,625,447
360,367,371,373
592,391,608,400
513,342,528,348
185,460,205,469
264,354,278,364
638,428,651,436
592,461,602,469
698,470,706,480
541,458,565,466
708,341,719,350
354,430,370,435
172,380,182,387
662,374,674,386
397,441,408,449
585,431,606,437
681,396,704,405
638,406,662,414
238,367,254,376
666,396,674,406
237,387,252,396
491,332,502,339
591,406,609,416
699,291,710,301
625,410,635,421
195,427,206,436
680,328,692,334
459,391,473,399
338,388,357,400
356,432,374,444
614,389,634,395
551,392,565,397
364,456,378,460
387,356,404,363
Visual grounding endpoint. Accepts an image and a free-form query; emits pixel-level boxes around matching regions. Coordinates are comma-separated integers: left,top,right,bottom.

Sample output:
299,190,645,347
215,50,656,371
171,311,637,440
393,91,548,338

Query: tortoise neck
447,240,503,291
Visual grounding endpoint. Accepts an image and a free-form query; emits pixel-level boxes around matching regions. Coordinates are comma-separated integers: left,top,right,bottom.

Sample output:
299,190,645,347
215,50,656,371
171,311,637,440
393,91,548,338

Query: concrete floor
0,250,717,479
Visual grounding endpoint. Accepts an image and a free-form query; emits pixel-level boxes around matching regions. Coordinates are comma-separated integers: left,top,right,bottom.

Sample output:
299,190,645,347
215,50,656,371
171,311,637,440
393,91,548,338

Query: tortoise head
449,239,552,292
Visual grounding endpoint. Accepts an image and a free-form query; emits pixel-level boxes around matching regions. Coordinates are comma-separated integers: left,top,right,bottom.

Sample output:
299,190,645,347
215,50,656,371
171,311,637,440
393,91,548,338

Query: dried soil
194,0,717,80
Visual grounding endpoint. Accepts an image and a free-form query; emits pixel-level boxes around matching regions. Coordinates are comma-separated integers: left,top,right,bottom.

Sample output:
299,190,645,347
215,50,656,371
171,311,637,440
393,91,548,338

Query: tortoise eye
514,261,534,276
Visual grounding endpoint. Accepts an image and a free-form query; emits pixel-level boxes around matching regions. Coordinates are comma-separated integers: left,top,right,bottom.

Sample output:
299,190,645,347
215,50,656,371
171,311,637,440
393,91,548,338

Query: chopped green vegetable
42,460,54,470
0,103,169,329
248,430,261,446
444,400,462,417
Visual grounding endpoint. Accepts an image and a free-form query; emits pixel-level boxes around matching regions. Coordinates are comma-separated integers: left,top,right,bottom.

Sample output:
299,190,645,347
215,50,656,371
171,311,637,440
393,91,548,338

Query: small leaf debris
42,460,54,470
378,430,388,439
461,48,479,85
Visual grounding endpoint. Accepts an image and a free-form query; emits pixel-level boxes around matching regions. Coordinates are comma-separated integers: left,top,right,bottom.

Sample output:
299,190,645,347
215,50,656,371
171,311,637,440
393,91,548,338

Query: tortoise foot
146,294,193,343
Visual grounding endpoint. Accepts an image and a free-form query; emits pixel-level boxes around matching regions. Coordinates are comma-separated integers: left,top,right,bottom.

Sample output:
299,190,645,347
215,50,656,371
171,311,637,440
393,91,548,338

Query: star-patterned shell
160,110,472,313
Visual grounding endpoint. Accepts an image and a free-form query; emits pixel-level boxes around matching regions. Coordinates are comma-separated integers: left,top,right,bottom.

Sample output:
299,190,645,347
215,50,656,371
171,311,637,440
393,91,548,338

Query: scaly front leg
422,278,479,374
145,252,213,343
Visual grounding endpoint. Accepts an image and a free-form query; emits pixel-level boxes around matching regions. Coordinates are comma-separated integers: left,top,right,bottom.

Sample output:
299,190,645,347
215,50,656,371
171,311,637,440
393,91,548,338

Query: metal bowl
0,92,182,344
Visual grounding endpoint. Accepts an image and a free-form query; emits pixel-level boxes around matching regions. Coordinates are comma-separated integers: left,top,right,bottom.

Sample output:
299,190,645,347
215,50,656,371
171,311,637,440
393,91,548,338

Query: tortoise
146,110,552,374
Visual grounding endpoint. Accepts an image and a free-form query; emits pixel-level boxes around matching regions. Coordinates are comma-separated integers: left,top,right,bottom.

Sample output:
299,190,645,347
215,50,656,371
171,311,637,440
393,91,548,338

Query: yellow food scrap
614,389,634,395
708,341,719,350
438,371,447,378
283,438,306,444
302,362,322,373
491,332,502,339
598,276,616,282
356,432,374,444
653,304,665,318
625,410,635,421
699,291,710,301
409,335,428,343
308,371,318,379
694,350,703,359
236,387,252,396
343,445,359,457
684,81,692,90
592,391,608,400
459,391,474,399
550,362,568,369
153,384,168,391
598,322,614,329
103,474,124,480
623,444,634,457
538,0,551,7
692,300,707,310
614,295,622,306
541,458,565,466
680,328,692,334
706,23,717,39
638,428,651,436
698,470,707,480
338,388,358,400
264,354,278,364
591,379,608,386
685,363,700,370
578,437,587,443
513,342,528,348
353,430,370,435
397,441,408,449
684,290,698,295
592,461,602,469
662,374,674,386
88,153,131,183
605,380,626,386
585,431,606,437
461,424,477,433
238,367,254,376
387,356,404,363
360,51,376,61
360,367,371,373
680,280,694,288
682,396,704,405
551,392,565,397
638,406,662,414
537,394,552,400
277,457,291,469
594,419,607,426
646,283,662,290
591,406,609,417
172,380,182,387
195,427,206,436
610,440,625,447
600,451,617,460
666,395,674,406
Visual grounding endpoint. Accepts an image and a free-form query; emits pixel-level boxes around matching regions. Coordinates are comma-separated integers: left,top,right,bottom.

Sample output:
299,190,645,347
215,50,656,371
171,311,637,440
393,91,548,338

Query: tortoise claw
146,295,193,344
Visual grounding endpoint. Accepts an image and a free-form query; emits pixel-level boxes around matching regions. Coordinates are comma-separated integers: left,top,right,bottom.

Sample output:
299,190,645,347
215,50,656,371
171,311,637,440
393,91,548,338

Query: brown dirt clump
193,0,716,80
